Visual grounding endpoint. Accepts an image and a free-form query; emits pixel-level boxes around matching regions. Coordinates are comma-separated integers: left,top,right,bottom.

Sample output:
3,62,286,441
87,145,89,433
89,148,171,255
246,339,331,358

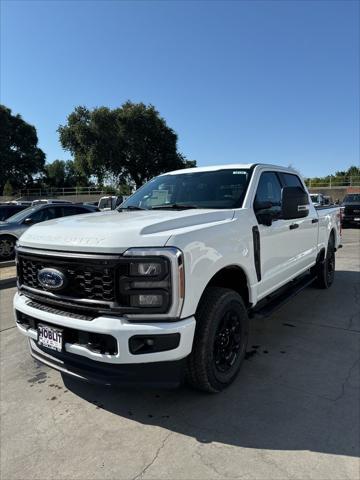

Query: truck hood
18,209,235,253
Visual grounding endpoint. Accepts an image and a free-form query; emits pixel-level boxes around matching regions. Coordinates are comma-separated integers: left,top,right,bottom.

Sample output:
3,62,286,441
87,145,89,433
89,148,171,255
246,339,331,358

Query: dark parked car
341,194,360,227
0,204,28,221
0,203,99,261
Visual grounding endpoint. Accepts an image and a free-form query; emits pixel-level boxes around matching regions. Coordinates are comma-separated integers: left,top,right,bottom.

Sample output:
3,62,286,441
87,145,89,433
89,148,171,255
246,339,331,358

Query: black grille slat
25,300,95,321
18,253,125,304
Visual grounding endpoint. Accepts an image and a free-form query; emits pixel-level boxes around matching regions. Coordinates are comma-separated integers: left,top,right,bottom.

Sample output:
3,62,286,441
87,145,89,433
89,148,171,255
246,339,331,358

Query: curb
0,277,17,289
0,261,15,268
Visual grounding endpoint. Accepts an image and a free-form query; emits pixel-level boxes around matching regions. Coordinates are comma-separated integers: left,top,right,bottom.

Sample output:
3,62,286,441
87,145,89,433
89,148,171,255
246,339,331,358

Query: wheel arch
0,232,18,241
199,265,251,309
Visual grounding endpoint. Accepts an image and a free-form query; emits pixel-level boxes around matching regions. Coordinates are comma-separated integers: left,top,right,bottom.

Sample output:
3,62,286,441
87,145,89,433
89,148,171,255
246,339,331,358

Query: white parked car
14,164,341,392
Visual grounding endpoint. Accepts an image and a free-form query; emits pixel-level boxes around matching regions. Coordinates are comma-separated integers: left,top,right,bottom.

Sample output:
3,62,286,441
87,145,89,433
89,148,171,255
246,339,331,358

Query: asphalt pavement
1,229,359,480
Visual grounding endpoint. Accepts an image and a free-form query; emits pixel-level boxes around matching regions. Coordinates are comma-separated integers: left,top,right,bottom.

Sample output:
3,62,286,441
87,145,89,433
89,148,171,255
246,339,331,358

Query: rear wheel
315,235,335,289
0,235,16,261
186,287,249,393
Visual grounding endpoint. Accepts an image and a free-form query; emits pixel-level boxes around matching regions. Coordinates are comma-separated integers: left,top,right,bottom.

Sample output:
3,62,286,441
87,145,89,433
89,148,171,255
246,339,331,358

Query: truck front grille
19,256,117,301
17,250,128,308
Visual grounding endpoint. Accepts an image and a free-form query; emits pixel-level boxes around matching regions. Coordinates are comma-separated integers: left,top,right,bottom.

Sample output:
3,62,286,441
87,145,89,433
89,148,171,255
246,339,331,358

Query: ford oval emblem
37,268,67,291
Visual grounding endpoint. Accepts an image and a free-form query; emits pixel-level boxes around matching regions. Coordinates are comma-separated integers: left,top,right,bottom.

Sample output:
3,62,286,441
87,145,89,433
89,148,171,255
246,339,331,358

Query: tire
315,235,335,289
186,287,249,393
0,235,16,261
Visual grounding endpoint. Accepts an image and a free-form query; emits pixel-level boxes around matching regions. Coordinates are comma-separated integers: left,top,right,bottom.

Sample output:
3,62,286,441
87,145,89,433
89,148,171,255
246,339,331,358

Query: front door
254,171,306,299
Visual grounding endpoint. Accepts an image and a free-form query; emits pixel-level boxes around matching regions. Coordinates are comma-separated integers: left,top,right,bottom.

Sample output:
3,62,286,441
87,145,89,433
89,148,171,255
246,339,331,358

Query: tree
306,165,360,187
3,180,13,196
58,101,195,188
44,159,89,188
0,105,46,194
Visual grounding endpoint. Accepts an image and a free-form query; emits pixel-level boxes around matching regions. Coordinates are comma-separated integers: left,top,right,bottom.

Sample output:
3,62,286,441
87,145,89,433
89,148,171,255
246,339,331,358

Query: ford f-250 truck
14,164,341,392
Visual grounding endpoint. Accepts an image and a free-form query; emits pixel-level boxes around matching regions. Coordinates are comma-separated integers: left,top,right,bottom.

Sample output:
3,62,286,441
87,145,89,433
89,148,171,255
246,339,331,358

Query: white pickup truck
14,164,341,392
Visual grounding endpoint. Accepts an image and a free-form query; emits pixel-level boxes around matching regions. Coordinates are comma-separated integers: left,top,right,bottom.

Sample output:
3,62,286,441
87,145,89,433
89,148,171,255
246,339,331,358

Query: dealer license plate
38,324,63,352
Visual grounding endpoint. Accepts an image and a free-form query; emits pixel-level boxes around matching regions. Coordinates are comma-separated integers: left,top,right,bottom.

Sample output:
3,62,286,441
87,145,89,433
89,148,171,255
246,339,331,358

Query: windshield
344,194,360,202
120,169,251,210
5,206,39,223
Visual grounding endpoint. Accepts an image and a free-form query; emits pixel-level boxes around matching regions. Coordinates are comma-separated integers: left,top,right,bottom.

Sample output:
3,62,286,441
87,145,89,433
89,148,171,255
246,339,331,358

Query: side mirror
254,200,276,226
24,217,33,225
282,186,310,220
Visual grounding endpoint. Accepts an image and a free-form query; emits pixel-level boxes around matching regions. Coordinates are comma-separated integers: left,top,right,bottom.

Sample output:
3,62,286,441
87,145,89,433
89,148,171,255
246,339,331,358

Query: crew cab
14,164,341,392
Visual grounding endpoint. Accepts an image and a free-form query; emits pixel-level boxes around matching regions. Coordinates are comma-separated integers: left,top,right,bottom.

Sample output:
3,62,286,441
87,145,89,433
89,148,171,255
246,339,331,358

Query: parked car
5,200,32,206
310,193,326,207
341,194,360,226
0,204,28,222
98,195,123,211
31,199,73,206
14,164,341,392
0,203,98,261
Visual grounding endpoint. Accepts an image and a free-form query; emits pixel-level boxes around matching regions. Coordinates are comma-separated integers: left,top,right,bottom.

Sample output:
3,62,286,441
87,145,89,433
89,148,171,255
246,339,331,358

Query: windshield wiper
151,204,198,210
118,206,147,211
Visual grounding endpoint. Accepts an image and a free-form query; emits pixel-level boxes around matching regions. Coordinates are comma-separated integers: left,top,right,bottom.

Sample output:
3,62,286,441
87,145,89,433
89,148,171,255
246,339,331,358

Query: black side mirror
24,217,33,225
254,200,275,226
282,186,310,220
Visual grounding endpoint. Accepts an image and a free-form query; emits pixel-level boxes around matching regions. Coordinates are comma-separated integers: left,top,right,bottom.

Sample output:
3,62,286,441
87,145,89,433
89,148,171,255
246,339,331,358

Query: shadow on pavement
62,269,360,459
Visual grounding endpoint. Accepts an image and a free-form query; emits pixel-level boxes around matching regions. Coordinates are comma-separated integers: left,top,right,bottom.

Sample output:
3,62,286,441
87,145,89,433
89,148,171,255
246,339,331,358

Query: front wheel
0,235,16,261
315,236,335,289
186,287,249,393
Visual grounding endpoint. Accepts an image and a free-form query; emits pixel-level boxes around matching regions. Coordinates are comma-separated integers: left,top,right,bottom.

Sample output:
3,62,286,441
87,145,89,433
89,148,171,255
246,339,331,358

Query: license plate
38,324,63,352
354,218,360,221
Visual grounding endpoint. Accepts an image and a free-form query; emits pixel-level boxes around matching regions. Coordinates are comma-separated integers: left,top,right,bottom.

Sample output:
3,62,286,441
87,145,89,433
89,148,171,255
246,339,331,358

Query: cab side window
29,207,60,224
61,206,88,217
282,173,303,188
254,172,282,218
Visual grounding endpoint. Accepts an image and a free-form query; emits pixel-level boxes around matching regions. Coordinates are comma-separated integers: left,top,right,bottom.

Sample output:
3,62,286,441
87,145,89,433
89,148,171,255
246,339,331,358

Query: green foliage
44,159,89,188
0,105,46,194
3,180,13,196
58,101,195,188
306,166,360,187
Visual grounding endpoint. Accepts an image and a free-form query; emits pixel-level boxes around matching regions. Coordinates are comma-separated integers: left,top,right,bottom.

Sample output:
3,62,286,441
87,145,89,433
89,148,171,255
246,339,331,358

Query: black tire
186,287,249,393
0,235,16,261
315,235,335,289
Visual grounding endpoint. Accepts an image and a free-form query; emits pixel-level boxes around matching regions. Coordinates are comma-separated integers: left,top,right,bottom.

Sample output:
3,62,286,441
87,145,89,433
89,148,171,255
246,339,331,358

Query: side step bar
249,274,316,320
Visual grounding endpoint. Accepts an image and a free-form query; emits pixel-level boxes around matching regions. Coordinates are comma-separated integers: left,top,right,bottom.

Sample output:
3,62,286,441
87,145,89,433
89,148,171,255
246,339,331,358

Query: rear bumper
14,292,195,385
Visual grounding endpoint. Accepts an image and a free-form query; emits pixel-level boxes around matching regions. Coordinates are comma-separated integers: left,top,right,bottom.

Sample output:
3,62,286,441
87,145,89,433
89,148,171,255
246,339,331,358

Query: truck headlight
129,261,163,277
130,294,164,307
122,247,185,319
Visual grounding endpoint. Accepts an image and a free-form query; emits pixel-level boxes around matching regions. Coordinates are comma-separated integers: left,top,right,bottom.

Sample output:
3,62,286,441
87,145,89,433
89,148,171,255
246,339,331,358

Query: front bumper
14,292,196,385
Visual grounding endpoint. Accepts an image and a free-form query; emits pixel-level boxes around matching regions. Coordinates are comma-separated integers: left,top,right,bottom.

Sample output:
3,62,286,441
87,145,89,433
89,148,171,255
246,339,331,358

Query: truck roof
164,163,298,176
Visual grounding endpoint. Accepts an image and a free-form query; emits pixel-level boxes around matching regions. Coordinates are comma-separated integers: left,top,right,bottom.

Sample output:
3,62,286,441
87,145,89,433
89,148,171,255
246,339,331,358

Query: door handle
289,223,299,230
311,218,319,224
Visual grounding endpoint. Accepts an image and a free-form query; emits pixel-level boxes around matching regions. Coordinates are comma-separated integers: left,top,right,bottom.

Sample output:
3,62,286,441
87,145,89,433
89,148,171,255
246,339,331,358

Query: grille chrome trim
16,246,123,260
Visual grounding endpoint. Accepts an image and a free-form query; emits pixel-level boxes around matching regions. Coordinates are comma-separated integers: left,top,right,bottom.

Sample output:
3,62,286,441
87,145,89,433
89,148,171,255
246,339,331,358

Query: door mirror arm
256,211,274,226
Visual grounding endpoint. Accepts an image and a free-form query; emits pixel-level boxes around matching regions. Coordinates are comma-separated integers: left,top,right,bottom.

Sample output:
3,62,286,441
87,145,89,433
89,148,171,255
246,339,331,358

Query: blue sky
1,0,359,177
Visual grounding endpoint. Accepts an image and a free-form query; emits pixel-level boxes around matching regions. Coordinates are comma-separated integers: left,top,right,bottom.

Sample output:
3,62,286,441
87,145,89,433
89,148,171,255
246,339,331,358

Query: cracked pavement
1,229,359,479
